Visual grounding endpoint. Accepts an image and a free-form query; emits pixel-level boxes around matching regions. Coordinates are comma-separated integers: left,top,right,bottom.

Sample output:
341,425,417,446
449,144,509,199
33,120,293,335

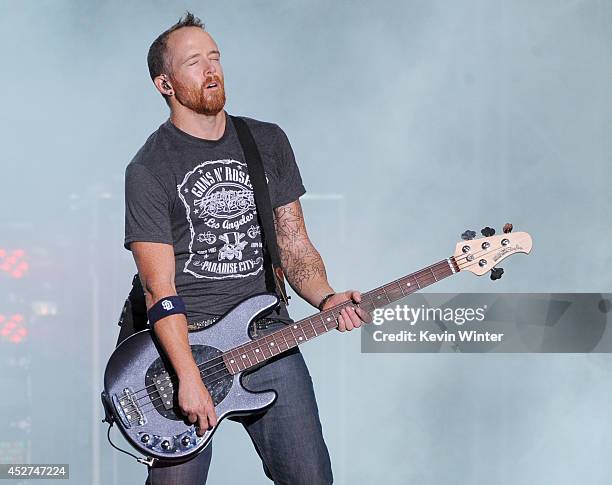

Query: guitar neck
224,257,459,374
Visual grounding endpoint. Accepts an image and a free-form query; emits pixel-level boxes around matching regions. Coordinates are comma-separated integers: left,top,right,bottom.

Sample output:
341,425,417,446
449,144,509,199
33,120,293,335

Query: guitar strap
116,115,289,346
229,115,290,306
116,274,148,347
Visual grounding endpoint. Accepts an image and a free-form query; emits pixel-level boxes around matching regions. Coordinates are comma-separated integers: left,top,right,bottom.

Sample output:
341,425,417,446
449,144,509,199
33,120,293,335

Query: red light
0,314,26,344
0,249,29,279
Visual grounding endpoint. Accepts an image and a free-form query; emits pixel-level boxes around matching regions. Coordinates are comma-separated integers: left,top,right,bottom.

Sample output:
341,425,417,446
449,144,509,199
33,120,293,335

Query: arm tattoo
274,202,327,293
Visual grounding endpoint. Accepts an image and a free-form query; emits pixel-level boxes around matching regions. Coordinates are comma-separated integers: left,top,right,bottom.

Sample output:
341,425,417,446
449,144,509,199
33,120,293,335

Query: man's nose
203,60,216,76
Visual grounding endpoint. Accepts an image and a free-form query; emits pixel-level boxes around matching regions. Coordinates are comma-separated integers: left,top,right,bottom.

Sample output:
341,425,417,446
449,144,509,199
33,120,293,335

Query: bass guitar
101,225,532,464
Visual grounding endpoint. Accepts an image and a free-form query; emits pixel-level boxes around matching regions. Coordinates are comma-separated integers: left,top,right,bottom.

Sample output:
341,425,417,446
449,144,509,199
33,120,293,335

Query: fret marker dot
299,336,303,341
230,359,234,363
242,354,246,359
326,317,331,322
407,282,411,286
270,342,275,346
293,325,297,329
377,295,381,299
255,349,260,353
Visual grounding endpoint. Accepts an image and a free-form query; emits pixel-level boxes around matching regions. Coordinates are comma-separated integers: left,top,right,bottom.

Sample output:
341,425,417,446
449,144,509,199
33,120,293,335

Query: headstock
453,223,532,278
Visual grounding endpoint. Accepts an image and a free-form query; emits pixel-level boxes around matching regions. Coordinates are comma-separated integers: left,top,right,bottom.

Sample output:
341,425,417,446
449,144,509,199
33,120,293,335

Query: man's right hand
178,370,218,437
130,242,217,436
129,241,219,437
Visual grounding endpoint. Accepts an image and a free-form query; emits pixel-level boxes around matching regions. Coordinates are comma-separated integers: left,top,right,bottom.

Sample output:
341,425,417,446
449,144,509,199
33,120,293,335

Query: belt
187,316,280,332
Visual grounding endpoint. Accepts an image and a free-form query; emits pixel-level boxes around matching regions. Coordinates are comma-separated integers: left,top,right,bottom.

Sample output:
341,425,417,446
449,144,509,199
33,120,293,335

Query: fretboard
223,257,459,374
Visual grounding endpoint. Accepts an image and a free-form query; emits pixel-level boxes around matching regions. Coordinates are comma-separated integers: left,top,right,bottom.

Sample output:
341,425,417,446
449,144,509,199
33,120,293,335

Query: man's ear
154,75,174,96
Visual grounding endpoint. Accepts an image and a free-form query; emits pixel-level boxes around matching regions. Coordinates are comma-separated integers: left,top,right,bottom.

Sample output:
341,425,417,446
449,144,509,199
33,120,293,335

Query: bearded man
124,12,367,485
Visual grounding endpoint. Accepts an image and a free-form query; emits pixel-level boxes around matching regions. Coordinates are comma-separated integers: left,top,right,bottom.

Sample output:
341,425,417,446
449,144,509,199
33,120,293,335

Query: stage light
32,301,58,316
0,314,27,344
0,248,29,278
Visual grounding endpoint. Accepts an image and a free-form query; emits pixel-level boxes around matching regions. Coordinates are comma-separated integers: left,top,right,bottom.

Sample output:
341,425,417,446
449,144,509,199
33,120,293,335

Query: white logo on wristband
161,300,174,311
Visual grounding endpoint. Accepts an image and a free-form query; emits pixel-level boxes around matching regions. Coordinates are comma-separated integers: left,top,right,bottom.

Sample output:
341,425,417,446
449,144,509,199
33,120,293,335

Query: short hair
147,12,205,81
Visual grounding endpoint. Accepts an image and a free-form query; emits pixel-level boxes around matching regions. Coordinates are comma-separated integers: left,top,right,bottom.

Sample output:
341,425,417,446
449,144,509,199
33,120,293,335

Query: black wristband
318,293,335,311
147,295,187,328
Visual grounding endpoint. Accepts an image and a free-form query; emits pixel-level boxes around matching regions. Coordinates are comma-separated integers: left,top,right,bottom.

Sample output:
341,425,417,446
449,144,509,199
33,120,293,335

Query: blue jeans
145,323,333,485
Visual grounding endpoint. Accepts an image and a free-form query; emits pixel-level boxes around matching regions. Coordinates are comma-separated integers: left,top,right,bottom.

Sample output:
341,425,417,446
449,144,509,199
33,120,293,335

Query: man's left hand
321,290,371,332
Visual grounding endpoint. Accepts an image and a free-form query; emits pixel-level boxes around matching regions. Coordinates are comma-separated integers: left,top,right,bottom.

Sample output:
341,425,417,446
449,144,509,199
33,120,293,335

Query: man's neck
170,108,226,141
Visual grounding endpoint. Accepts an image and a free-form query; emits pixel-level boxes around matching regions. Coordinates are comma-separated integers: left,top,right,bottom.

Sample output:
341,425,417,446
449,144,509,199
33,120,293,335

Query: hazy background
1,0,611,484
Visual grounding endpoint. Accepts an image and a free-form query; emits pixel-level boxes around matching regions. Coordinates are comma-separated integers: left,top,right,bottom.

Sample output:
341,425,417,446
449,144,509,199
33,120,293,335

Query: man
124,12,368,485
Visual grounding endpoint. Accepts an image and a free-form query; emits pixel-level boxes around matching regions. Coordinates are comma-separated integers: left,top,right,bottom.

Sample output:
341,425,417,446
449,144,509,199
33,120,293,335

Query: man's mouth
205,82,219,89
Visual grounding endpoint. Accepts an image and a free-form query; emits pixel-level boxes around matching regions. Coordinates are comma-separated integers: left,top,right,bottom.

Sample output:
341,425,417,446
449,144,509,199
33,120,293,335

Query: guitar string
126,248,499,418
122,243,515,420
127,302,353,401
132,273,437,413
130,314,344,404
126,257,456,401
129,266,458,418
127,252,491,414
129,261,490,428
128,255,502,423
130,263,453,415
130,235,513,404
132,318,343,418
133,265,468,420
129,258,456,404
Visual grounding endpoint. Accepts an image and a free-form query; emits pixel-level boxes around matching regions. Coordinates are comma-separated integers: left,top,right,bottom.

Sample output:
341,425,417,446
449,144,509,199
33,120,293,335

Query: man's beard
171,75,226,116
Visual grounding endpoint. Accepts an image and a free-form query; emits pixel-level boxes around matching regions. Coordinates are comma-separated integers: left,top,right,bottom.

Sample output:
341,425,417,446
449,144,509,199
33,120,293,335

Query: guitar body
102,293,280,463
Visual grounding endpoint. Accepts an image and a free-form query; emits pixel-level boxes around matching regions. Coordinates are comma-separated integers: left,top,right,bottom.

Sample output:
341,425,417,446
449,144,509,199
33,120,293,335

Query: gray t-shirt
124,112,306,324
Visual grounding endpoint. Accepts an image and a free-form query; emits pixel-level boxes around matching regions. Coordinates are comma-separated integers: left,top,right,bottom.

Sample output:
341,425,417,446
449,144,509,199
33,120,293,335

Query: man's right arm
130,241,217,434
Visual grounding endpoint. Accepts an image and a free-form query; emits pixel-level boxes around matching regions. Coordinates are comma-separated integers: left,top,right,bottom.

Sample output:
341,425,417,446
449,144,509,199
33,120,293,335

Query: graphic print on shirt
177,159,264,280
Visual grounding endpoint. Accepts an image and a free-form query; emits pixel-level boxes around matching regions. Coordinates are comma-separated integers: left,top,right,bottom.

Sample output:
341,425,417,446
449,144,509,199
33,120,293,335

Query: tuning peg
481,226,495,237
461,230,476,241
490,267,504,281
503,223,513,234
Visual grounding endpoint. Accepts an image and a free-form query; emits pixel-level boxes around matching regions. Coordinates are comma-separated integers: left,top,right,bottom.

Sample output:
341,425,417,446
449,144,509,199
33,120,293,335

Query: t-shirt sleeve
272,125,306,208
124,163,174,250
